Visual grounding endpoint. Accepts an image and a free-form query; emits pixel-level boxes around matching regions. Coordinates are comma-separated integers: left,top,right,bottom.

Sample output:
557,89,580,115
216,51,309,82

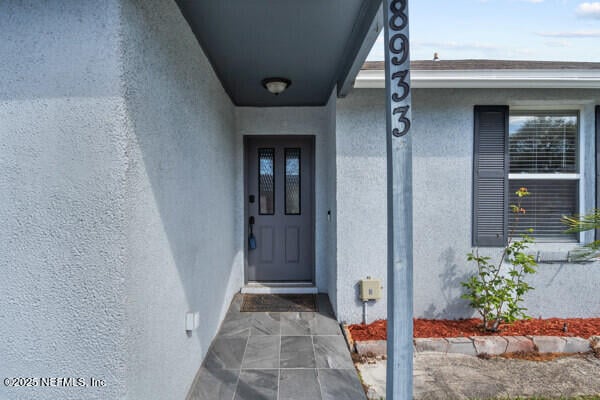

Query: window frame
507,107,583,243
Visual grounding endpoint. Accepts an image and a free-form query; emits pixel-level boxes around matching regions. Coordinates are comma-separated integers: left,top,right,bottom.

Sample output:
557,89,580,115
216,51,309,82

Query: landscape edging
352,336,594,357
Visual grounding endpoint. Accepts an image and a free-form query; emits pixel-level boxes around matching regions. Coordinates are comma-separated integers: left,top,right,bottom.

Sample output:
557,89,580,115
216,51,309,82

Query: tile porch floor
188,294,367,400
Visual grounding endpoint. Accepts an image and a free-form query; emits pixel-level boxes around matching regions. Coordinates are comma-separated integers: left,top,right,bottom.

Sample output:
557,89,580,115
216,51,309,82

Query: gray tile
316,294,335,317
204,337,248,369
229,293,244,312
279,369,322,400
318,369,367,400
281,312,313,335
280,336,316,368
242,336,280,369
309,313,341,335
250,312,281,335
234,369,278,400
313,336,354,369
219,311,252,338
188,365,239,400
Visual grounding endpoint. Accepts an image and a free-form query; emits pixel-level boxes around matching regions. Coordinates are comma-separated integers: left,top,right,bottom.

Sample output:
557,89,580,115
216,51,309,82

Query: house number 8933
387,0,411,137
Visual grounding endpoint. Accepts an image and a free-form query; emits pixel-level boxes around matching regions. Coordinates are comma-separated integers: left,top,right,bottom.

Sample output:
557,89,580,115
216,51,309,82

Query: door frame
243,135,316,285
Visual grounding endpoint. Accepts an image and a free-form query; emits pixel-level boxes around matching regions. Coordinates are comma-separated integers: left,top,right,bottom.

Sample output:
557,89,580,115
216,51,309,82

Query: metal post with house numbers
383,0,414,399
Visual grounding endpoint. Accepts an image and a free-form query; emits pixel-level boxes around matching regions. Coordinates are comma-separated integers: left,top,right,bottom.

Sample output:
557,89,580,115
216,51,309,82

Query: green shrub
462,187,537,332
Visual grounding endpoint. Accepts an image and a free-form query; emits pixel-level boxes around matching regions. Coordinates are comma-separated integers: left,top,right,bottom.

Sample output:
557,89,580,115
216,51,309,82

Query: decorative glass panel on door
285,148,301,215
258,148,274,215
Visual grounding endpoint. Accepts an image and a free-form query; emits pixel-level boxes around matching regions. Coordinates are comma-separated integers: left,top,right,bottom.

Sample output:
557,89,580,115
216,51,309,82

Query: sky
366,0,600,62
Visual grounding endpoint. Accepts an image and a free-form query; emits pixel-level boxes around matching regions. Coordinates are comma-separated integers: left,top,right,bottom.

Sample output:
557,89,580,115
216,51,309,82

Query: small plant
561,210,600,260
461,187,537,332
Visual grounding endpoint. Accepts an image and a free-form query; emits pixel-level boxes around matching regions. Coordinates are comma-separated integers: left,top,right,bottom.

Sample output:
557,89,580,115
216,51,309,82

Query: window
258,148,275,215
473,107,582,246
285,148,301,215
508,111,579,242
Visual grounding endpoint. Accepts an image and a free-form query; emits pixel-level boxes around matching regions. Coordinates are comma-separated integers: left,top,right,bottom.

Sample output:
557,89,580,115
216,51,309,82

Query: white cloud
481,0,543,2
537,30,600,37
576,2,600,18
411,40,534,58
414,40,500,51
544,39,571,47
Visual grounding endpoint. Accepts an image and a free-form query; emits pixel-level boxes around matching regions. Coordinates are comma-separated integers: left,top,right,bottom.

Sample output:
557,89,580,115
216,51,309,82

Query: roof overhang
355,69,600,89
175,0,381,107
337,5,383,97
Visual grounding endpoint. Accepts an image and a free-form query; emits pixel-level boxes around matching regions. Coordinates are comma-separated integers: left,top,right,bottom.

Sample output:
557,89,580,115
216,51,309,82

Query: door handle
248,216,256,250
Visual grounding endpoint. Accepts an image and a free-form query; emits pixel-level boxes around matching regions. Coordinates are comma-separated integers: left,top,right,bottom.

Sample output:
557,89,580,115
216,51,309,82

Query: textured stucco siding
1,1,240,400
336,88,600,324
0,2,127,400
326,92,339,314
335,93,388,323
120,1,239,400
235,93,337,293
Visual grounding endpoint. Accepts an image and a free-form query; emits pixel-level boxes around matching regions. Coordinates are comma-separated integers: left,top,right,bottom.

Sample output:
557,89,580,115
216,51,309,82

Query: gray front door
245,136,314,282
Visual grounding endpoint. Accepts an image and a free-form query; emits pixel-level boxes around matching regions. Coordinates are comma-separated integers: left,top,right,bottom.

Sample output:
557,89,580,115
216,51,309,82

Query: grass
364,394,600,400
480,397,600,400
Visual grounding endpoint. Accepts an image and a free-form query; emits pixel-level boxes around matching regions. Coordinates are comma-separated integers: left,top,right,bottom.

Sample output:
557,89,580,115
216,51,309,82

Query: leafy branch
461,187,537,332
561,210,600,260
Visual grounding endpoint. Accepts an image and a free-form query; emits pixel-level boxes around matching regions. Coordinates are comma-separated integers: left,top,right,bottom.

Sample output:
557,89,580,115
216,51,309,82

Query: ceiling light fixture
262,78,291,95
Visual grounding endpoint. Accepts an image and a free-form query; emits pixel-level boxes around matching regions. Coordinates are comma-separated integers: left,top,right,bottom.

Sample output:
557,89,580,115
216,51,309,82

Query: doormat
241,294,318,312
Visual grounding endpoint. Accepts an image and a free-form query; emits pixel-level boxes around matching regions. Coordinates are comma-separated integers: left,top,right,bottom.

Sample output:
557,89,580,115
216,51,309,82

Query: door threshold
241,282,318,294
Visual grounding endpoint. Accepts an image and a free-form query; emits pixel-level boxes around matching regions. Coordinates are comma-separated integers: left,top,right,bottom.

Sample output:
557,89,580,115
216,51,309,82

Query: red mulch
347,318,600,341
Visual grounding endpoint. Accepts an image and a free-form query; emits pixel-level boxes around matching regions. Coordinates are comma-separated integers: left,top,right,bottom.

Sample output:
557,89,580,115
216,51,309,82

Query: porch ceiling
175,0,381,107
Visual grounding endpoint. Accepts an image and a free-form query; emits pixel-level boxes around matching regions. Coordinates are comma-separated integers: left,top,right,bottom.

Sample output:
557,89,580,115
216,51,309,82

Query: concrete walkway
188,294,366,400
357,352,600,399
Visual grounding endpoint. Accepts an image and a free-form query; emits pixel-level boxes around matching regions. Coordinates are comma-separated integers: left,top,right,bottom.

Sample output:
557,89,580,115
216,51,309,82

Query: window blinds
509,180,578,242
509,111,578,174
508,110,579,243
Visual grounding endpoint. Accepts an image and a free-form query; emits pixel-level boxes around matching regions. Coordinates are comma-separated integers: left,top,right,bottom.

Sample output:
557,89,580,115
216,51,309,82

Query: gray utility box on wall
359,278,382,301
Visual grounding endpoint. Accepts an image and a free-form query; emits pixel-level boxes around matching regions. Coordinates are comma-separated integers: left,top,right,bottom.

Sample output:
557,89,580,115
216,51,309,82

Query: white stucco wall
335,93,388,324
336,87,600,324
235,93,338,294
326,93,339,314
119,1,240,400
1,1,240,399
0,2,128,400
